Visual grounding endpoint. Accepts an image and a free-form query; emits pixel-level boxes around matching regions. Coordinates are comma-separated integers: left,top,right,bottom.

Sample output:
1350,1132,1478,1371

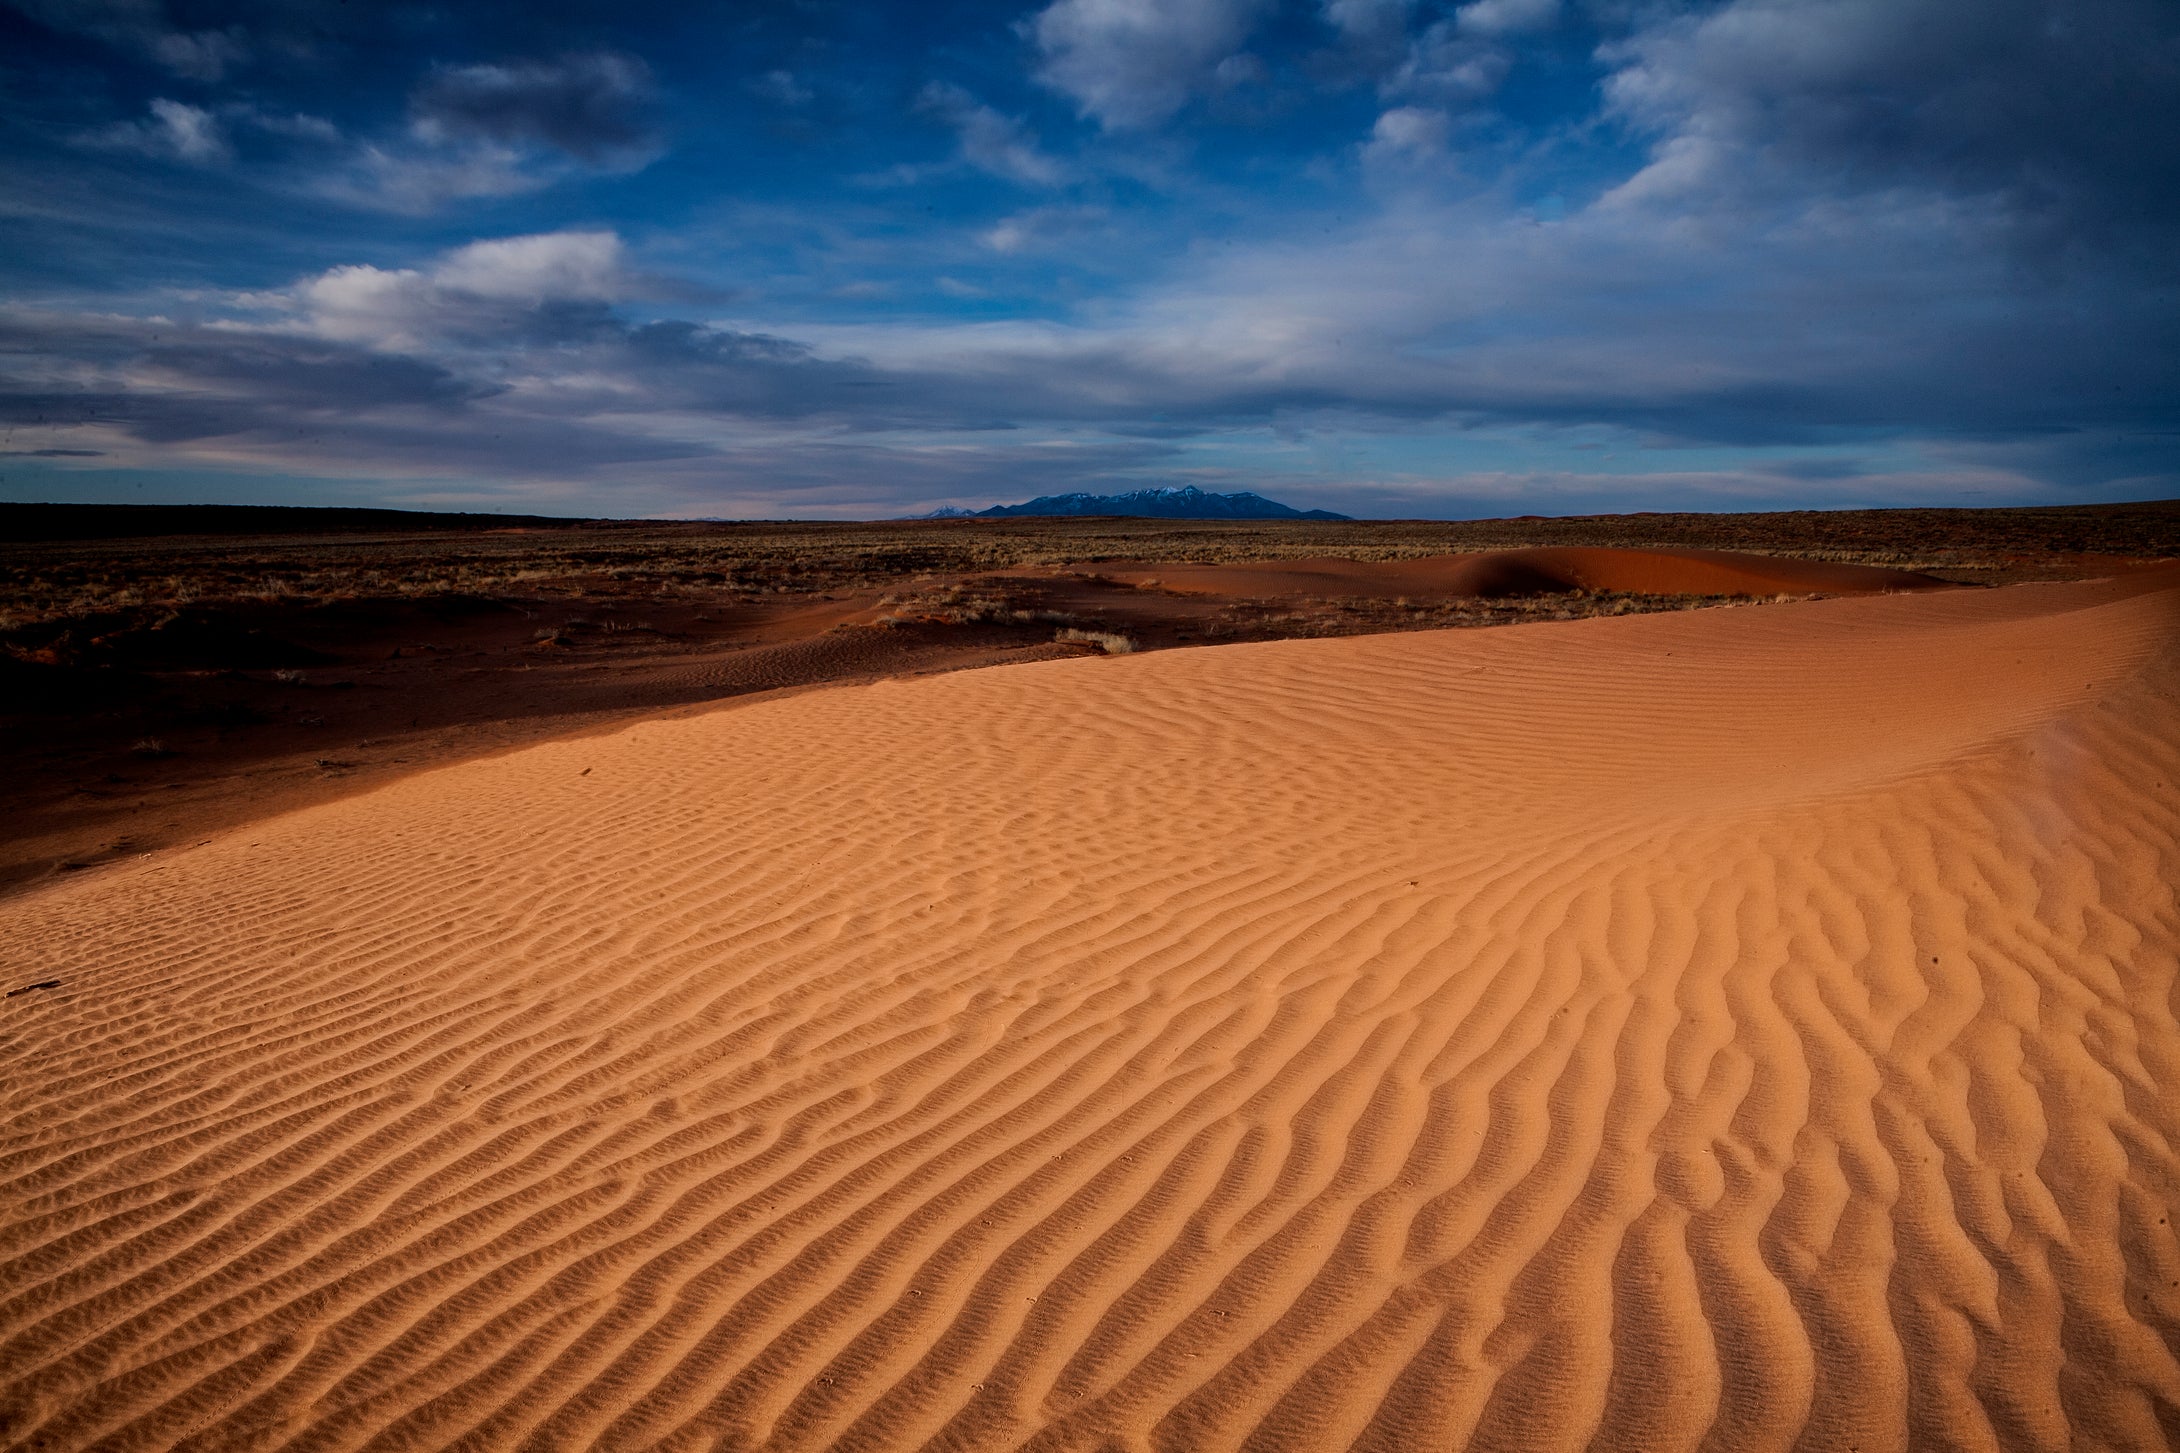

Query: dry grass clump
873,583,1079,629
1183,589,1733,642
1054,628,1137,655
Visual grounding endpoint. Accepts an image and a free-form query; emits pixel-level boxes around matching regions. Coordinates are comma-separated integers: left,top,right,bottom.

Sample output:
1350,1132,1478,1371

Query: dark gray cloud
133,337,488,416
409,52,658,165
1603,0,2180,251
621,322,893,414
0,321,489,460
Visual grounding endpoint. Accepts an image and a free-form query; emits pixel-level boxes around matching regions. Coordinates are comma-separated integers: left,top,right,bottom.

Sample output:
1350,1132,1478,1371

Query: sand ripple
4,571,2178,1451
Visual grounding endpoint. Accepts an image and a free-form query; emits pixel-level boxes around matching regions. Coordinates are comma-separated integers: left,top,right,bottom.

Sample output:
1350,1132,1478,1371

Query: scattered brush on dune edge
3,570,2179,1453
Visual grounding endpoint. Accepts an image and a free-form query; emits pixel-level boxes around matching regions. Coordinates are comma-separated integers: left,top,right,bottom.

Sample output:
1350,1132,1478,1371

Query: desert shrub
1055,627,1136,655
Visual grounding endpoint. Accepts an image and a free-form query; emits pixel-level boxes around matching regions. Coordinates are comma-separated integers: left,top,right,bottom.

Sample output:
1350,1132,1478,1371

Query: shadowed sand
1100,545,1956,599
3,568,2178,1451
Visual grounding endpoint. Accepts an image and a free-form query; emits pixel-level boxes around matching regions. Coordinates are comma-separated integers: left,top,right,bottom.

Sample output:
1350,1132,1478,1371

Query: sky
1,0,2176,520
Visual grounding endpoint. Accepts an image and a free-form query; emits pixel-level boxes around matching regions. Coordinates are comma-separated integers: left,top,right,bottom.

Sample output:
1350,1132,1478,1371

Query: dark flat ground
5,500,2175,898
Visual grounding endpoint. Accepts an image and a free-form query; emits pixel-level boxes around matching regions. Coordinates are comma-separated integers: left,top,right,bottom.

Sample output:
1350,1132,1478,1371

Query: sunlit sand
5,565,2178,1450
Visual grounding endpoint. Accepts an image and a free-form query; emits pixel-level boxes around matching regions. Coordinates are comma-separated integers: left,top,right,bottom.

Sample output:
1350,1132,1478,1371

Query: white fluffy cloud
291,231,627,348
1030,0,1273,128
1362,106,1450,162
430,231,625,302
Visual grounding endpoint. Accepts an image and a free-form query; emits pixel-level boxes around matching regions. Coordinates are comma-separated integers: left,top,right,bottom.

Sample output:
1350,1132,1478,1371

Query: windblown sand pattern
4,571,2179,1452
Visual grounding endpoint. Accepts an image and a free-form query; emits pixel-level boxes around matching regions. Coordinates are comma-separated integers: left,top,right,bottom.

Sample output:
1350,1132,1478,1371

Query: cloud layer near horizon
1,0,2175,517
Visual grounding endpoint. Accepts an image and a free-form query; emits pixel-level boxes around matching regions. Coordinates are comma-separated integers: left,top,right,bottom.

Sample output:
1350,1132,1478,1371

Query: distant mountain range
929,486,1350,521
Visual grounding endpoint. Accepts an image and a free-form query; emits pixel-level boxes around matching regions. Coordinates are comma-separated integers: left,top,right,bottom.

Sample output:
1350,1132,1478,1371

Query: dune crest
4,570,2178,1451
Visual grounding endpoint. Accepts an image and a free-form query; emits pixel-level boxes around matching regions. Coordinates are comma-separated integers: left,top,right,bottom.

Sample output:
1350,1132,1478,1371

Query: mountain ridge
929,485,1350,521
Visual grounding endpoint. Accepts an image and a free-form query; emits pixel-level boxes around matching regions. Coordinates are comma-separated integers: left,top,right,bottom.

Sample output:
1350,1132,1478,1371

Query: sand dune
3,569,2178,1452
1106,545,1953,600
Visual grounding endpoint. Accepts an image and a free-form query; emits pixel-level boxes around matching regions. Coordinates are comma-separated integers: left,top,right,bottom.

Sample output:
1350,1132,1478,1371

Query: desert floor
11,502,2173,895
4,562,2179,1451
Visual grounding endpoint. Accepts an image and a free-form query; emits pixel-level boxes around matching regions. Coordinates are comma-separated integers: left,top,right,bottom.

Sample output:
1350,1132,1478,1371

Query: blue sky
1,0,2176,519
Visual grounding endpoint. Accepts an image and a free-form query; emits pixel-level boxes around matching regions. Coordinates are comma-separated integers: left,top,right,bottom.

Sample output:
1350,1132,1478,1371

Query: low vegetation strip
4,498,2176,633
2,503,2172,897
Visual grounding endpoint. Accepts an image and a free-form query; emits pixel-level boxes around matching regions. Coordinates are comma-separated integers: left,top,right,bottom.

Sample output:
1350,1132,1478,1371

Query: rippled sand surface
4,569,2178,1452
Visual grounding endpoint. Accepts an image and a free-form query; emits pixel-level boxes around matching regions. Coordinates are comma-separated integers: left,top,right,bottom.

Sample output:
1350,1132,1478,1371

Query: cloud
1314,459,2045,519
243,109,341,144
1322,0,1414,42
1600,0,2180,247
10,178,2174,507
1384,17,1513,103
10,0,247,79
322,142,545,213
1362,105,1450,162
46,42,661,215
751,69,813,107
150,27,247,80
917,82,1069,186
978,205,1105,253
7,0,2177,520
431,231,626,302
1453,0,1557,38
0,305,493,470
285,230,628,349
129,336,486,420
0,228,962,496
1030,0,1273,128
1,304,707,485
149,98,229,162
1316,0,1536,104
85,98,232,164
80,97,346,170
300,52,664,212
409,52,660,165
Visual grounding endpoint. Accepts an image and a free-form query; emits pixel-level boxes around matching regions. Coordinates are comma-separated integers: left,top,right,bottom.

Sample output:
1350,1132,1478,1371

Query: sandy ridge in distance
2,569,2178,1451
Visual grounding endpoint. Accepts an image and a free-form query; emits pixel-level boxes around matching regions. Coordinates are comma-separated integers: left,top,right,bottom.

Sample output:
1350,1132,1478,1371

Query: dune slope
3,572,2179,1452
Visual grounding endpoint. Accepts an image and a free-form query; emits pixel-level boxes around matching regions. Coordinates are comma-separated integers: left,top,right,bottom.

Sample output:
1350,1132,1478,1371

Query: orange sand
1107,545,1953,600
4,569,2178,1451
